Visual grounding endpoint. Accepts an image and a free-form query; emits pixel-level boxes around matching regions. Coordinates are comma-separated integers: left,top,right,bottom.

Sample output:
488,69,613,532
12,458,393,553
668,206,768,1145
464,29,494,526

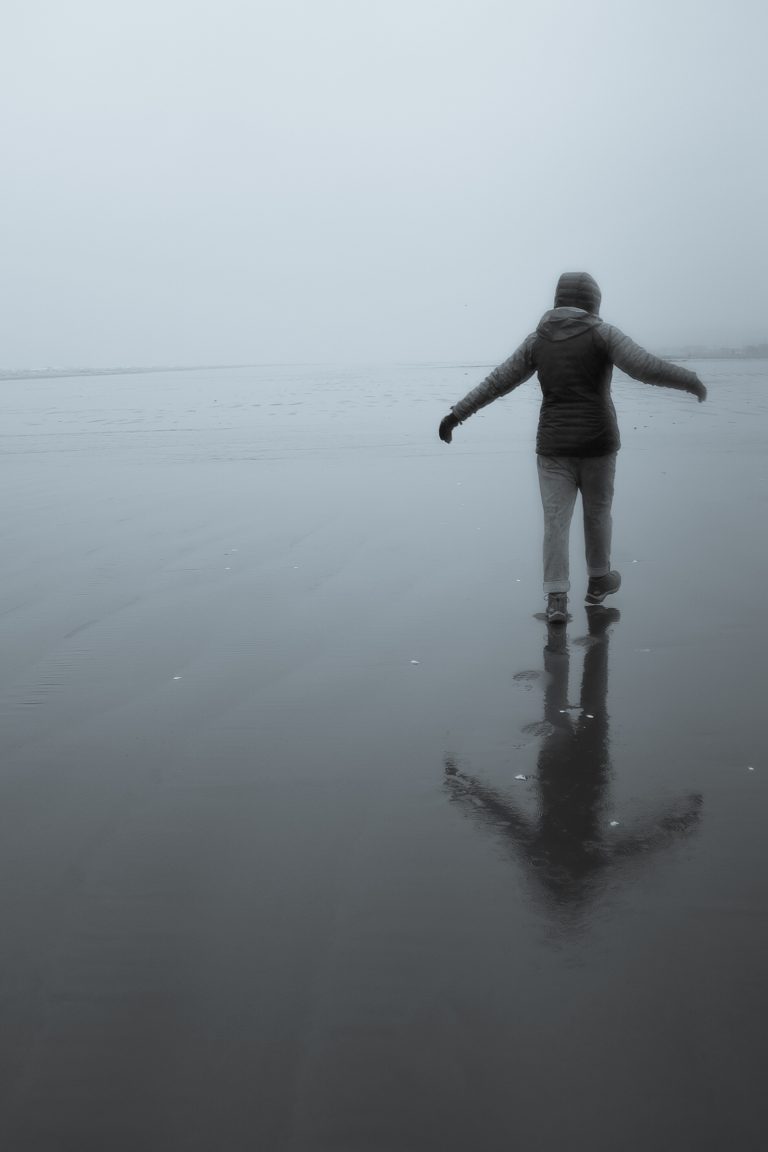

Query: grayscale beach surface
1,361,767,1150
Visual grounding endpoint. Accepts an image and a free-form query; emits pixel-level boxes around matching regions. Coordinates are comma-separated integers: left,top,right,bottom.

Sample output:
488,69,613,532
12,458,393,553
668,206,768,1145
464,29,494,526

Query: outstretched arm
608,793,703,864
444,758,536,847
597,324,707,401
439,333,537,442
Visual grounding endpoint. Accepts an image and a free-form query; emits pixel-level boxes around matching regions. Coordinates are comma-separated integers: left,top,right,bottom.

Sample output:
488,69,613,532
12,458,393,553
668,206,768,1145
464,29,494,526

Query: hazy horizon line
2,343,768,383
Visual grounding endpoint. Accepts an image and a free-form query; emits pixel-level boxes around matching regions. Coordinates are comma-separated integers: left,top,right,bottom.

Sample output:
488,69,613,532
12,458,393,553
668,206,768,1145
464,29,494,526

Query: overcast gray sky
2,0,767,366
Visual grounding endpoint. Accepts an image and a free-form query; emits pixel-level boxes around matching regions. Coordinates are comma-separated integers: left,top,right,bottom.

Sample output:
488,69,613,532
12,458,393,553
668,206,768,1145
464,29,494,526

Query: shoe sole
585,579,621,605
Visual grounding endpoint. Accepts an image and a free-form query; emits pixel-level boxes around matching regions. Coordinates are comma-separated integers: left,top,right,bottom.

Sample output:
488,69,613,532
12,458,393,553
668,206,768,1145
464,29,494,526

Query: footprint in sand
521,720,555,738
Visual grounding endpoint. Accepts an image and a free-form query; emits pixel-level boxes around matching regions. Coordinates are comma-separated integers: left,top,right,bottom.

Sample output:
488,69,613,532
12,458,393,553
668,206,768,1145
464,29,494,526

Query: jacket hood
554,272,601,315
536,306,602,342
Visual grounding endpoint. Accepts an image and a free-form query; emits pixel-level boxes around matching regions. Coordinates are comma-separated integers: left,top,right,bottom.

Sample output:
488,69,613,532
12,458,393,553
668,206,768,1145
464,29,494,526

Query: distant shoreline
0,364,267,383
1,350,767,384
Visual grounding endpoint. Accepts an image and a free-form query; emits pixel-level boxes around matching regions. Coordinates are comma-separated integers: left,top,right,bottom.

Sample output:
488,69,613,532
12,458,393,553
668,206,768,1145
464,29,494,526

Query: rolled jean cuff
587,566,611,578
544,580,570,594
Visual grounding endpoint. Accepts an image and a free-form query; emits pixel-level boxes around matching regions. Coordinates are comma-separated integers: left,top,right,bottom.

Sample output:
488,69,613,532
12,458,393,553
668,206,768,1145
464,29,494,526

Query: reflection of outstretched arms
446,615,703,920
608,793,703,864
444,758,535,848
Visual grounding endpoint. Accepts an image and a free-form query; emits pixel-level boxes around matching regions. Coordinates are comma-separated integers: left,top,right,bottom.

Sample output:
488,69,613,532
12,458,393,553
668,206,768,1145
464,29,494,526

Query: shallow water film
0,361,767,1150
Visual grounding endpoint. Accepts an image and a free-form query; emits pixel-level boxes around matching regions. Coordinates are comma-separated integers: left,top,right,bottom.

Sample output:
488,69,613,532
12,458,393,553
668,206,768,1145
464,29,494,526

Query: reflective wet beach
0,362,766,1149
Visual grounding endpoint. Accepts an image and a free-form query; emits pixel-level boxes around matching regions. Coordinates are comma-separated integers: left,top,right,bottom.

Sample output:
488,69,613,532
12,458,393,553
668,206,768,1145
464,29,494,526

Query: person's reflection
445,608,702,918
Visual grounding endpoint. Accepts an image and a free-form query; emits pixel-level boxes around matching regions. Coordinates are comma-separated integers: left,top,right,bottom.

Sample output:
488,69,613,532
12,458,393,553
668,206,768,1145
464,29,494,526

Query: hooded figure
438,273,706,622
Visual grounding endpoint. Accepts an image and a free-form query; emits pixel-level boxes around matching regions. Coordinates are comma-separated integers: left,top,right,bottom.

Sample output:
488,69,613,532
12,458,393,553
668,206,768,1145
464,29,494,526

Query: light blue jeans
537,453,617,594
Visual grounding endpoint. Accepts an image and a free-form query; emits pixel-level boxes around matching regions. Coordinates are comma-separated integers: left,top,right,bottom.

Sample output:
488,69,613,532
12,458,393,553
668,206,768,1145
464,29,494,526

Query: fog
2,0,766,367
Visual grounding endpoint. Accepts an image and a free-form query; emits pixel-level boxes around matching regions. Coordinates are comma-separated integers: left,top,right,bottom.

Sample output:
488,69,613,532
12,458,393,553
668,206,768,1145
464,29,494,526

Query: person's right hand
690,378,707,403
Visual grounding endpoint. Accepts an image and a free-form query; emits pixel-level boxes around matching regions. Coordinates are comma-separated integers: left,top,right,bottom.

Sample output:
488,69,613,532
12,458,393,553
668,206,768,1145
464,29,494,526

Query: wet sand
1,360,767,1150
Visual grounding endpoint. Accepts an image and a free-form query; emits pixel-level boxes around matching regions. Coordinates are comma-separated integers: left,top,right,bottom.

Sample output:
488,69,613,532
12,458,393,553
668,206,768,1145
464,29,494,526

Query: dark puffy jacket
451,272,702,457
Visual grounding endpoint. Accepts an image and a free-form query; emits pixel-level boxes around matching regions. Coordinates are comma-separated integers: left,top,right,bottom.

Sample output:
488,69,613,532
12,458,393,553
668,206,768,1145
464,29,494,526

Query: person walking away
438,272,706,623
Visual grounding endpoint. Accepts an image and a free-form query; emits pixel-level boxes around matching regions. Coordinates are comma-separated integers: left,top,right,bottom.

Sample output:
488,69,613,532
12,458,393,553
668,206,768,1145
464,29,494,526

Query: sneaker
585,570,621,605
546,592,568,623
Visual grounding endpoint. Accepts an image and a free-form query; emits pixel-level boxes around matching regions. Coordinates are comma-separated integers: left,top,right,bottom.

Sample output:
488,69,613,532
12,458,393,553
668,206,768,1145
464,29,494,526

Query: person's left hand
439,412,460,443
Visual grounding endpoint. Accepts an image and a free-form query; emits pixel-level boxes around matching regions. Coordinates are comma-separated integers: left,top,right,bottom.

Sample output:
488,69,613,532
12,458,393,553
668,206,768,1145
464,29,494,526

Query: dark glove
689,378,707,403
439,412,460,443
